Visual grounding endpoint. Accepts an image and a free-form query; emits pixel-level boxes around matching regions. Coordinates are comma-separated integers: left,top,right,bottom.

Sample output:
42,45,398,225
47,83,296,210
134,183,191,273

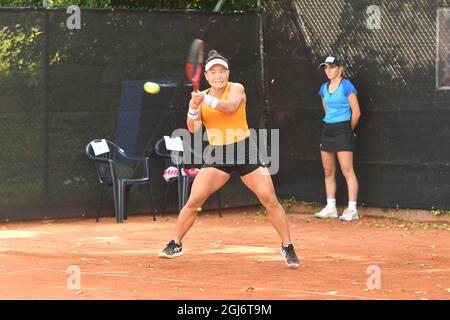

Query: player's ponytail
206,50,228,64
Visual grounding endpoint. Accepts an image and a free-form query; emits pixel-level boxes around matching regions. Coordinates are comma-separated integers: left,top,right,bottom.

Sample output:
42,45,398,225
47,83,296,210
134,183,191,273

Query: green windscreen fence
0,8,262,221
1,2,449,222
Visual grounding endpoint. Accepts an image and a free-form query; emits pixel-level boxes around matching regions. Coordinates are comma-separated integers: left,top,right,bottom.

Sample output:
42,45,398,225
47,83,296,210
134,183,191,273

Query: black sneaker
158,240,183,258
280,243,300,268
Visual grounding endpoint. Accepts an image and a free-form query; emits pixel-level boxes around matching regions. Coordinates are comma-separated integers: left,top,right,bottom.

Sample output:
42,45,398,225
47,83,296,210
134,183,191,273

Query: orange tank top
201,82,250,146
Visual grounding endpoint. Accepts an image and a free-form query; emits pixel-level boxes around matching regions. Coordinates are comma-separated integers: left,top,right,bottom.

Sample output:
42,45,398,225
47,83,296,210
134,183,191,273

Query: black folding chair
154,137,223,217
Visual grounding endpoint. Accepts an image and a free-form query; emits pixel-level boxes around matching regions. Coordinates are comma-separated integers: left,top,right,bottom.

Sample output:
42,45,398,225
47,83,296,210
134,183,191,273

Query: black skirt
320,120,355,152
202,137,264,176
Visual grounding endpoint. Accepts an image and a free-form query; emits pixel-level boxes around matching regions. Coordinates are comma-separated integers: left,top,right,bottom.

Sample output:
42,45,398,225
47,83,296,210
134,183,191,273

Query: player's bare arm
213,82,245,114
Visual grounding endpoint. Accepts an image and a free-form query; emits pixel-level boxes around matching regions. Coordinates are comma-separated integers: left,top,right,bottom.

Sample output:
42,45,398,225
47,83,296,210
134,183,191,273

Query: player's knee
341,167,355,179
323,167,335,178
185,196,204,209
259,193,279,210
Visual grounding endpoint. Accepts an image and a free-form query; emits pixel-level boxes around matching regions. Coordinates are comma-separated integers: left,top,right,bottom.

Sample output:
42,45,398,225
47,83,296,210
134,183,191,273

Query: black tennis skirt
202,137,263,176
320,120,355,152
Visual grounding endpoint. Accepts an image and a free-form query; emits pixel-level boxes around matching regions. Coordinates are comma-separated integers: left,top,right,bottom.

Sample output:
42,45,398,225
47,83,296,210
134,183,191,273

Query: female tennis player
314,55,361,221
158,50,300,268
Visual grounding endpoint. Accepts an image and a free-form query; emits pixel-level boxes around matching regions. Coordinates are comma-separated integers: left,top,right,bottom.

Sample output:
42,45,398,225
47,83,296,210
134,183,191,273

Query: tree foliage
0,0,257,10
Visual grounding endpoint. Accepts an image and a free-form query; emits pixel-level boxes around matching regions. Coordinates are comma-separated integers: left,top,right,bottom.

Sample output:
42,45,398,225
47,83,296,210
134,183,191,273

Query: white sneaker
314,206,338,219
339,208,359,221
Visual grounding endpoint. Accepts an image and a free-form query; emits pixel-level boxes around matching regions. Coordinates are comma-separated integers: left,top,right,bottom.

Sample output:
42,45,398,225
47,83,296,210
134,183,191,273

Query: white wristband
203,94,219,109
188,107,199,115
187,107,199,120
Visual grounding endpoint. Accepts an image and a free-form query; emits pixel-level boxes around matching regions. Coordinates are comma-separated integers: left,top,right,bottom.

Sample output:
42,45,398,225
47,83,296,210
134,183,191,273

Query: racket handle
193,80,200,92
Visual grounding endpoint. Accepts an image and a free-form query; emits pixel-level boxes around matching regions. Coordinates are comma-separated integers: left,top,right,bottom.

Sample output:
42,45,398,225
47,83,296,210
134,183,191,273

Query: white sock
327,198,336,209
348,201,357,211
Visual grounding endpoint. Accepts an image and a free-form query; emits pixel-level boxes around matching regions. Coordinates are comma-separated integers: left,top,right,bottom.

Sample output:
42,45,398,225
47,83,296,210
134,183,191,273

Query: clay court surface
0,207,449,300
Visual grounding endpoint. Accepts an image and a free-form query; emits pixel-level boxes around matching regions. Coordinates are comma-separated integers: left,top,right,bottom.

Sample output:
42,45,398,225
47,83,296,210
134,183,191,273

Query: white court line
4,267,375,300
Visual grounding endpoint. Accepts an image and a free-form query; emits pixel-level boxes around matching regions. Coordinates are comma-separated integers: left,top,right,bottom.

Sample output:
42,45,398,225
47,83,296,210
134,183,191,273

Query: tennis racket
185,39,205,92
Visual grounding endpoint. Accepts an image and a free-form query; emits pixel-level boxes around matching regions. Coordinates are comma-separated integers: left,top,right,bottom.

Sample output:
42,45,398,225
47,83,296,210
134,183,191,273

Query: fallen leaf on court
400,289,407,293
199,288,205,292
137,263,143,267
76,291,84,295
415,291,426,294
445,288,450,293
327,291,338,295
419,263,426,267
362,288,369,292
352,282,359,285
305,219,311,223
426,271,433,276
173,287,181,290
246,287,255,292
332,255,340,263
103,260,110,264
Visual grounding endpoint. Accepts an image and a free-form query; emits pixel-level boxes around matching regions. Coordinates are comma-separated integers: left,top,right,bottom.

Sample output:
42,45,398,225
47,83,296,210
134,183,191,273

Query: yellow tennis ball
144,82,160,94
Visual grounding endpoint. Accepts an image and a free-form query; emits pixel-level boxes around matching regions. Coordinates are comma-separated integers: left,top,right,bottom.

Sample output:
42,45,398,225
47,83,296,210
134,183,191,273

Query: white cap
205,58,229,71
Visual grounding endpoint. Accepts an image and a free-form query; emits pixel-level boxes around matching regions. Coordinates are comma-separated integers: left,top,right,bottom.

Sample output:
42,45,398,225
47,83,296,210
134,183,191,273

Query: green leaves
1,0,257,10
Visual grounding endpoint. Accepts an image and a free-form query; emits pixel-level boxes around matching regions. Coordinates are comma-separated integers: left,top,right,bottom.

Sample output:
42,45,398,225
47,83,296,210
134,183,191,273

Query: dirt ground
0,207,449,300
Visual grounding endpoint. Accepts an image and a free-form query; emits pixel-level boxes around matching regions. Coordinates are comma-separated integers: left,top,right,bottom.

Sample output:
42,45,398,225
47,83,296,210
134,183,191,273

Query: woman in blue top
314,55,361,221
